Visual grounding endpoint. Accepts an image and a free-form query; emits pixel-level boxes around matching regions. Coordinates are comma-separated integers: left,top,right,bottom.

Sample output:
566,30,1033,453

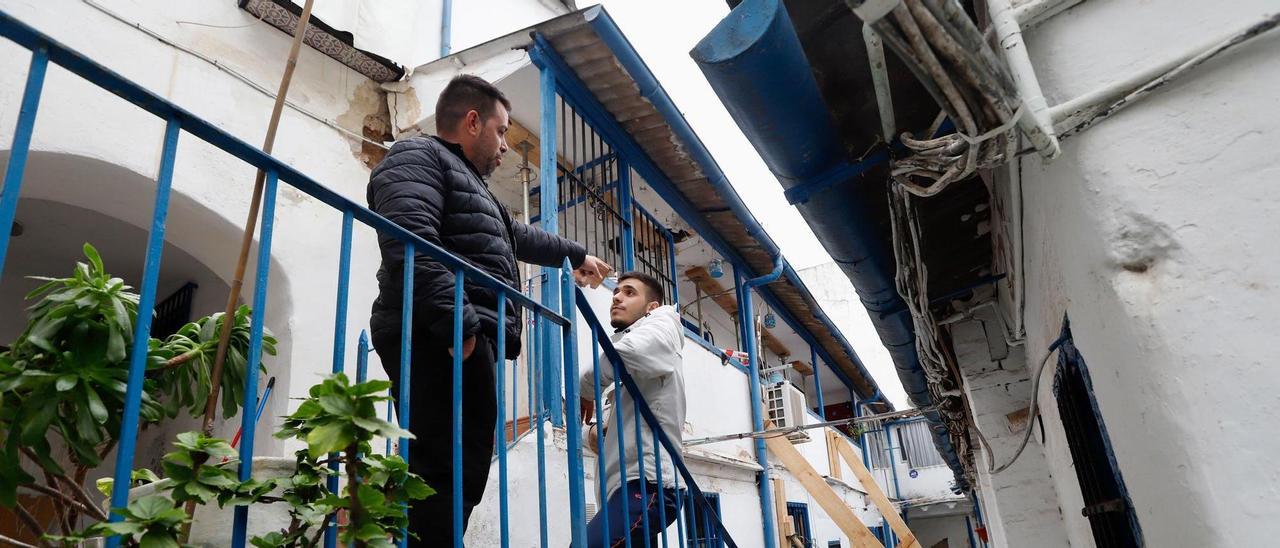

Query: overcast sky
597,0,911,409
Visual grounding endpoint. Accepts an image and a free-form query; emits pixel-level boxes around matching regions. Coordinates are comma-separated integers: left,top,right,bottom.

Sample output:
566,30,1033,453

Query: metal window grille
786,502,814,548
632,197,678,306
865,427,890,469
1052,319,1143,548
684,491,724,548
151,281,197,339
897,420,947,469
551,96,625,273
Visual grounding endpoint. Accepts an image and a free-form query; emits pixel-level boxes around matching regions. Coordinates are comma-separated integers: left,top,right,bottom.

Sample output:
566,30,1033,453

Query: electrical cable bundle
850,0,1021,197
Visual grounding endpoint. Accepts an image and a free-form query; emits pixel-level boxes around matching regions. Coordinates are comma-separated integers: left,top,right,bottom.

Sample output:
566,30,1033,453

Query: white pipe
1012,0,1087,29
1049,14,1279,132
988,0,1061,158
863,24,897,142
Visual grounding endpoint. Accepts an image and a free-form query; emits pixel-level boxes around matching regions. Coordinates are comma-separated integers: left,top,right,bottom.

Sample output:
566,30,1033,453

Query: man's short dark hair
618,271,665,305
435,75,512,132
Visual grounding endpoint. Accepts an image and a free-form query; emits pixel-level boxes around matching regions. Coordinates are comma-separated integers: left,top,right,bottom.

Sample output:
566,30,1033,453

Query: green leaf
318,394,355,417
404,478,435,500
352,417,412,440
130,494,176,520
106,321,127,363
138,530,181,548
349,379,393,396
305,422,354,458
20,397,58,444
97,477,115,497
83,243,105,276
55,374,78,391
84,384,109,424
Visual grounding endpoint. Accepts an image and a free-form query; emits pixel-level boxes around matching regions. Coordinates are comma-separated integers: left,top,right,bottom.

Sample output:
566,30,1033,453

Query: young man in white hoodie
579,271,686,548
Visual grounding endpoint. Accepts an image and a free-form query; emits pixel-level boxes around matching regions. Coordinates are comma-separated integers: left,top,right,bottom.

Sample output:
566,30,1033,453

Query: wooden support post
763,422,884,548
826,429,844,481
772,477,791,548
832,432,921,548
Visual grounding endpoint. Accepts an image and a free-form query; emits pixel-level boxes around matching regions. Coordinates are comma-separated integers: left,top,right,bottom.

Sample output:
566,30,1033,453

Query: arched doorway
0,152,296,520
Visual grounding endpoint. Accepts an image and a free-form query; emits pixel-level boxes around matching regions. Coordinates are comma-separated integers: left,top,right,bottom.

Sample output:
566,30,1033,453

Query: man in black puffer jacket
368,75,611,545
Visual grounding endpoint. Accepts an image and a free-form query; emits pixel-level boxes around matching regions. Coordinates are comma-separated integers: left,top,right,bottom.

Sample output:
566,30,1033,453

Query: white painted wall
910,515,971,548
979,1,1280,546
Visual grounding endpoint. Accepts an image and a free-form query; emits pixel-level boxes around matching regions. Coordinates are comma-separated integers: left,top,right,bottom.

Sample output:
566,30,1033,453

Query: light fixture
763,312,776,329
708,258,724,279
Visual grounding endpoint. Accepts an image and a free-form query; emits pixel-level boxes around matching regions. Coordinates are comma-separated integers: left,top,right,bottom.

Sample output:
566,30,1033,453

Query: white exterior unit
765,381,811,443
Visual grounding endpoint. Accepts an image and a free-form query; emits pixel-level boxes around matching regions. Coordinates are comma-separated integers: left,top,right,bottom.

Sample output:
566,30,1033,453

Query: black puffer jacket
368,136,586,358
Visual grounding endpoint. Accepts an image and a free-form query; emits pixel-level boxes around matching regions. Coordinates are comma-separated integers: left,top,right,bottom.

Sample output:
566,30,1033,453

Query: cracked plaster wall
983,0,1280,546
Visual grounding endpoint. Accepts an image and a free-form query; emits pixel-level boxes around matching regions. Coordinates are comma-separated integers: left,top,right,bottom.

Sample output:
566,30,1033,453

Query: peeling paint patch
337,80,393,169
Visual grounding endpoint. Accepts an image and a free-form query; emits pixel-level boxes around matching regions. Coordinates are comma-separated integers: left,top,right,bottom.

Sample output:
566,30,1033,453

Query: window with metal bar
897,420,947,469
787,502,814,548
1052,319,1143,548
684,491,724,548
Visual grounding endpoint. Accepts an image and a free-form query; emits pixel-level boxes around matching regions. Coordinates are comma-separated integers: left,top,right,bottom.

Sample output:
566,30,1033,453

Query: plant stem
0,532,40,548
12,502,50,547
36,471,72,535
20,482,101,521
305,520,328,548
17,448,102,523
345,444,364,548
154,348,202,372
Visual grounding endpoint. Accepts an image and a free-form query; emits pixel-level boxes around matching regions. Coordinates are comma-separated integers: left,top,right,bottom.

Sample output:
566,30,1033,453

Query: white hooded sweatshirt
580,304,686,499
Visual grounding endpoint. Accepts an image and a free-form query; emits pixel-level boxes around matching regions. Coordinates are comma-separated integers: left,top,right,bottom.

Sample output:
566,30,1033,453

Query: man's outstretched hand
448,335,477,360
580,397,594,424
574,254,613,288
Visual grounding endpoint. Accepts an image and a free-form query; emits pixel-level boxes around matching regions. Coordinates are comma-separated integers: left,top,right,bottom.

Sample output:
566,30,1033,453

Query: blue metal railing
0,9,738,548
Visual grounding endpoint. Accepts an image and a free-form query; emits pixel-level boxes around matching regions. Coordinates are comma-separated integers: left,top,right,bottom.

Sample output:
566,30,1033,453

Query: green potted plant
0,244,431,547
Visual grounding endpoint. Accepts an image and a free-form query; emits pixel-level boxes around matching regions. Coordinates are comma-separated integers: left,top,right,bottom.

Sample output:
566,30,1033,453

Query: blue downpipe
439,0,452,58
538,64,564,427
691,0,967,488
740,258,784,548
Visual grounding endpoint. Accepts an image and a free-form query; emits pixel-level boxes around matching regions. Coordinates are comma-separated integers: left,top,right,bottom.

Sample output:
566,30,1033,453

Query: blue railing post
105,117,180,548
231,168,279,548
811,344,826,419
653,428,669,548
396,243,415,548
0,46,47,281
619,159,635,272
534,314,550,548
591,336,610,547
611,341,632,548
633,402,651,548
356,330,369,383
538,63,564,427
560,259,588,546
451,268,466,548
325,209,354,548
495,295,511,548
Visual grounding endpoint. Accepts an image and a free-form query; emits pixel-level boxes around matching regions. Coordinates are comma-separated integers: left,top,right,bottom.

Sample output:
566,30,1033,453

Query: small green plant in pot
58,374,431,548
0,244,273,543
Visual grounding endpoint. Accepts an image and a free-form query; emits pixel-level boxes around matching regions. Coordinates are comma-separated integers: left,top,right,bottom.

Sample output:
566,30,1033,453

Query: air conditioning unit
765,381,811,443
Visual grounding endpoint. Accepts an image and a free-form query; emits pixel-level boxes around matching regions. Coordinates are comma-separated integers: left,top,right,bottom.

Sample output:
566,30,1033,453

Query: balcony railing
0,9,735,548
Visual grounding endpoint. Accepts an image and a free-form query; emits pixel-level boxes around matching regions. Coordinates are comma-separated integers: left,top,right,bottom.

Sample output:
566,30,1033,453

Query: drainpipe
440,0,453,58
739,256,785,548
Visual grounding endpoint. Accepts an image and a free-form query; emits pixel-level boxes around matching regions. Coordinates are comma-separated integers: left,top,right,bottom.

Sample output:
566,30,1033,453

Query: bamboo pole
183,0,316,539
201,0,315,436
